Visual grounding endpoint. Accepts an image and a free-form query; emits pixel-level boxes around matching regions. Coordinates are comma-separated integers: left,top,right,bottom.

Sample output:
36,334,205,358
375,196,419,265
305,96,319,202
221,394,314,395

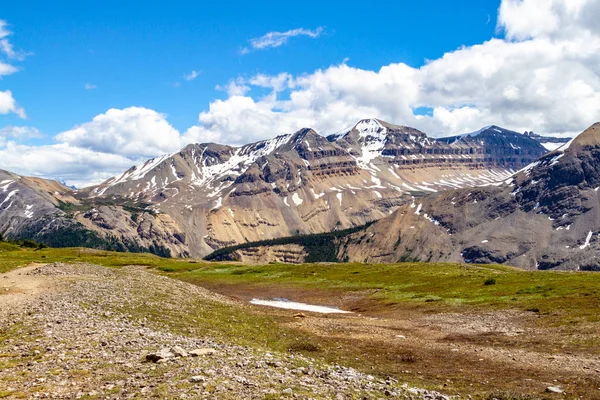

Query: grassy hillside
0,246,203,274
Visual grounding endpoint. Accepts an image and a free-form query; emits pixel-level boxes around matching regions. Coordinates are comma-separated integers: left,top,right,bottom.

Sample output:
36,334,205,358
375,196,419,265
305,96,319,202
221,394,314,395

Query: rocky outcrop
230,244,307,264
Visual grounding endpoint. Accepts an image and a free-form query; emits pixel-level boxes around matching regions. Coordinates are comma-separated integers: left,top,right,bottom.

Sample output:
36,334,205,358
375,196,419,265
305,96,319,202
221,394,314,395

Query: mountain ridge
335,122,600,270
0,118,567,258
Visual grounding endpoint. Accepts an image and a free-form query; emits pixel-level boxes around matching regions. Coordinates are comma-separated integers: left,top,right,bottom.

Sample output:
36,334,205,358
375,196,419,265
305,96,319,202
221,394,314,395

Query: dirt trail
0,263,50,310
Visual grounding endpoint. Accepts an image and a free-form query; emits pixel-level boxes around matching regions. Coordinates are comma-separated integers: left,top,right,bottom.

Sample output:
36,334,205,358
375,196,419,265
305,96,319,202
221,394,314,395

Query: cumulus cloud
0,108,184,187
0,90,26,118
498,0,600,40
0,21,28,117
55,107,183,158
242,27,323,54
0,142,134,188
84,83,97,90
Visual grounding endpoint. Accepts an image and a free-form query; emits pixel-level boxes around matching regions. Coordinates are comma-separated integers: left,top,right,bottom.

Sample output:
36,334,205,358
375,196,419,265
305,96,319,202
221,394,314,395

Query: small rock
189,348,216,357
546,386,564,394
189,376,205,383
171,345,188,357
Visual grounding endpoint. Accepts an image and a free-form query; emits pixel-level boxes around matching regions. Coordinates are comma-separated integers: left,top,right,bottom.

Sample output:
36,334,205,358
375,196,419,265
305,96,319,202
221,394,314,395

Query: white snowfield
250,299,352,314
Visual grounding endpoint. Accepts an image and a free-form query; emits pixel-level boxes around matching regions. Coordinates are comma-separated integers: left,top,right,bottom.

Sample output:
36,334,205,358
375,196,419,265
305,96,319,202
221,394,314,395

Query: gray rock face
339,123,600,270
0,118,554,258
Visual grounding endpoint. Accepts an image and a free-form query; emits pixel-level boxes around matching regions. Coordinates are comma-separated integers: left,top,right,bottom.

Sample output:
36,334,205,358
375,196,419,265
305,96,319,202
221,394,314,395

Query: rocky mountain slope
0,119,554,258
337,123,600,270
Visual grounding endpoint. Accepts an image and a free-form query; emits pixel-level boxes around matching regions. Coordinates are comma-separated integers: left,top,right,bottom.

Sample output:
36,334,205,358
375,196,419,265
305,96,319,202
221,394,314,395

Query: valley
1,247,600,398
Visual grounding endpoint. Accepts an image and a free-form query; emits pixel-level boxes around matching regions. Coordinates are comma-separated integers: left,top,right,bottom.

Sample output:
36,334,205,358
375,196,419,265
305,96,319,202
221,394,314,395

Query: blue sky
1,0,599,186
3,0,499,139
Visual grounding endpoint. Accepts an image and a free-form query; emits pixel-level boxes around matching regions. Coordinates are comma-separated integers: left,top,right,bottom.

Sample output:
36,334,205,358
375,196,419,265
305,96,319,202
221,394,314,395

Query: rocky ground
0,263,452,399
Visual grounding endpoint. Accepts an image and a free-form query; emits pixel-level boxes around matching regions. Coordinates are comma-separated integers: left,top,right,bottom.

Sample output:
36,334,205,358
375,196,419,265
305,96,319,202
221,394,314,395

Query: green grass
3,246,600,324
166,262,600,323
0,246,218,274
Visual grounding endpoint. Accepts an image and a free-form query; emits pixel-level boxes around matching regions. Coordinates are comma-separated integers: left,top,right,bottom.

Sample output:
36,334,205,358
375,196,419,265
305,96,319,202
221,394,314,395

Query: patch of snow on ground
310,188,325,199
292,192,303,206
250,299,352,314
24,204,34,218
0,180,14,192
540,142,565,151
336,192,343,206
580,231,593,249
0,189,18,208
212,197,222,210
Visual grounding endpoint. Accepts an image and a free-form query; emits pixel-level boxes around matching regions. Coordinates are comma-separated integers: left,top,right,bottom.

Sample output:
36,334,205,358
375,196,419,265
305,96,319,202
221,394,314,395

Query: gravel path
0,263,452,399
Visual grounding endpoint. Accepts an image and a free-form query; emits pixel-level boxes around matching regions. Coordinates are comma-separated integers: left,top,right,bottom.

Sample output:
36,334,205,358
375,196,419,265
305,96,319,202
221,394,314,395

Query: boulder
145,347,175,363
189,348,216,357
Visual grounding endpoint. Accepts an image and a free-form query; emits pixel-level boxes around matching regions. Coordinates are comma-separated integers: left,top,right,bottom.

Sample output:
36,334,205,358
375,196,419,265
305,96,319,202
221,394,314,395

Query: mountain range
337,123,600,270
0,119,570,263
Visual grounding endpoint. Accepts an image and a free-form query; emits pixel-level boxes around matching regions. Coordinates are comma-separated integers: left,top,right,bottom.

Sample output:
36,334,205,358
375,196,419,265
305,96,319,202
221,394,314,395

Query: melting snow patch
292,193,303,206
310,188,325,199
580,231,593,249
540,142,564,151
402,183,419,192
336,192,343,206
414,204,422,215
481,240,489,243
250,299,352,314
24,204,34,218
0,189,18,208
212,197,223,210
0,180,15,192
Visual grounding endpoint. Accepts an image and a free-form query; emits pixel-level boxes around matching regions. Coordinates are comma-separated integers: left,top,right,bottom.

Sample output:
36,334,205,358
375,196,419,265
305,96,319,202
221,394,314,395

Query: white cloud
183,70,200,81
0,21,28,117
0,62,17,76
55,107,183,158
0,20,28,62
84,83,97,90
0,142,134,187
242,27,323,53
498,0,600,40
0,126,41,138
0,90,26,118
